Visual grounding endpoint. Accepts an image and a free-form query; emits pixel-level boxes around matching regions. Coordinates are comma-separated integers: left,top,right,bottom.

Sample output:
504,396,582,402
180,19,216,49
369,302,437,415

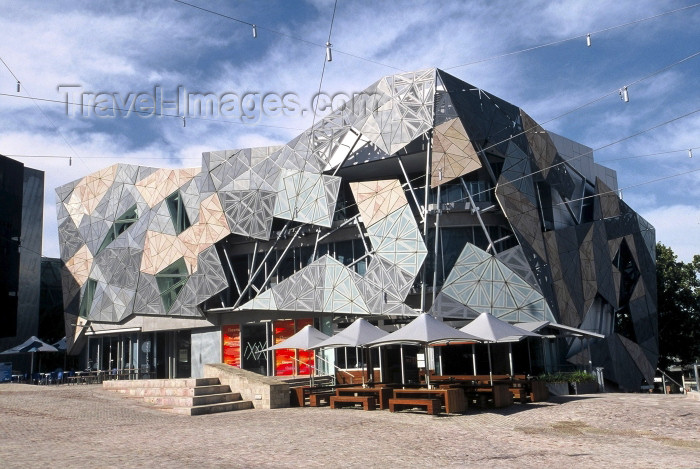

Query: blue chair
49,370,64,384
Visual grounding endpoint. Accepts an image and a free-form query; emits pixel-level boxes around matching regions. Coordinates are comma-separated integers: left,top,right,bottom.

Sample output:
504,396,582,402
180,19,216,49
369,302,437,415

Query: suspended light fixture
69,157,72,166
252,24,257,38
16,81,20,92
690,149,694,158
182,116,186,127
325,42,332,62
586,33,591,47
620,86,629,103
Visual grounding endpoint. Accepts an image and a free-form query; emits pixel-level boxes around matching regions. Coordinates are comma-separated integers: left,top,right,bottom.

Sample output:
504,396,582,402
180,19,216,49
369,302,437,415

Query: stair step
166,400,254,416
117,384,231,397
194,384,231,396
105,377,253,415
103,377,220,390
143,392,242,407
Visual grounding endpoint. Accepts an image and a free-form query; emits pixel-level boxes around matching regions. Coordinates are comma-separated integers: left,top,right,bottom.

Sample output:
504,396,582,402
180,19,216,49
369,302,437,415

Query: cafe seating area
289,373,549,415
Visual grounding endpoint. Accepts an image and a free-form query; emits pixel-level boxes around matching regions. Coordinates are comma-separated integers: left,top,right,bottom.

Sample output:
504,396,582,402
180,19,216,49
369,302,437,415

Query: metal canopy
515,321,605,339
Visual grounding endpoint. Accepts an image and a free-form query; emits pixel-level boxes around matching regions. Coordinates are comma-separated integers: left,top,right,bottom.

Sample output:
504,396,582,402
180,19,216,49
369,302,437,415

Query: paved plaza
0,383,698,468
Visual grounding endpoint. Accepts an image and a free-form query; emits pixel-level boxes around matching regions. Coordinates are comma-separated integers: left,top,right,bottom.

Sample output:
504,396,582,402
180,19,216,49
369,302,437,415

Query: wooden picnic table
290,383,359,407
392,387,466,413
335,386,394,410
439,383,513,408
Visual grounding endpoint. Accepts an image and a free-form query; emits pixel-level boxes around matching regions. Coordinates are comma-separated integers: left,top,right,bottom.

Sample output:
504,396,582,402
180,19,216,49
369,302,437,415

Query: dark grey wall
0,157,44,355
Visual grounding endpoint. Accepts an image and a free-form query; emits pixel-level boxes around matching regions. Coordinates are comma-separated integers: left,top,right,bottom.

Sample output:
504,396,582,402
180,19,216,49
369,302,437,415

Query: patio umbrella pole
424,345,430,388
508,343,514,376
365,348,372,385
487,343,493,386
472,343,477,375
400,345,405,385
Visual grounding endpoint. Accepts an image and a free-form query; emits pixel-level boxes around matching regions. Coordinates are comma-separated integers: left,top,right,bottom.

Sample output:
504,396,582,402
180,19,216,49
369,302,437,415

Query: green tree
656,243,700,369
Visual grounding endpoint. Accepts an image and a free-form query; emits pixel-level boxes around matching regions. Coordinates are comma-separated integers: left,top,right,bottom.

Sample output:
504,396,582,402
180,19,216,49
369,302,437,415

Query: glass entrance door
241,323,268,376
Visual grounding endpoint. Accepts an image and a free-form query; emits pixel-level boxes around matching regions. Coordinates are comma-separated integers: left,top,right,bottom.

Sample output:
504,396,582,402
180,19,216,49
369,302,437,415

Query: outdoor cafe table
438,382,514,408
392,387,467,413
335,386,393,410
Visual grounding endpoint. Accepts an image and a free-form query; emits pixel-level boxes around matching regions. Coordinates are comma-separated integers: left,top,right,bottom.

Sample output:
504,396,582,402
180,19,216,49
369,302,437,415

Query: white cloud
639,204,700,263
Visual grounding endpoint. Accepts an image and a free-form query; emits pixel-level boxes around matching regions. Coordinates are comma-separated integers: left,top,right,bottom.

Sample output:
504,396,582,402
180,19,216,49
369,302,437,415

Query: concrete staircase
103,377,254,415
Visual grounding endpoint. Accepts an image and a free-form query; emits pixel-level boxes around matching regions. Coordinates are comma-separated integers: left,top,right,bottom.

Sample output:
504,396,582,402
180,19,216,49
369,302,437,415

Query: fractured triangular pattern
431,117,481,186
432,243,554,322
273,169,341,228
349,179,408,228
366,205,428,276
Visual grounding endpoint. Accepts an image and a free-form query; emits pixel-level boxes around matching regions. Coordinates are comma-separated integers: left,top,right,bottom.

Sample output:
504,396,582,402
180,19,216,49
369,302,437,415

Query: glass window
466,180,492,202
155,258,189,311
353,238,367,274
277,250,295,281
298,246,314,270
96,204,138,254
79,278,97,318
335,240,353,266
166,191,192,235
315,243,329,260
442,183,464,203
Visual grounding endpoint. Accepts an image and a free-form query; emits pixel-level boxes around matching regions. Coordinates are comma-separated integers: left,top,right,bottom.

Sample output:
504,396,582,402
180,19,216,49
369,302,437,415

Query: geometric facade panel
432,243,555,322
431,117,481,187
273,170,341,228
349,179,408,228
366,205,428,277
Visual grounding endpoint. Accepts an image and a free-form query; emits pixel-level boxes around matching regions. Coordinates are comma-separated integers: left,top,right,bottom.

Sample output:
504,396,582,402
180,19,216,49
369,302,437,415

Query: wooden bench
309,392,335,407
510,387,530,404
330,395,376,411
508,381,549,403
389,398,441,415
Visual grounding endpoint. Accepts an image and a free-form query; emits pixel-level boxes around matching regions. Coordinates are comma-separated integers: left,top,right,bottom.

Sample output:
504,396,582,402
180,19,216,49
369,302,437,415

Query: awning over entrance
509,321,605,341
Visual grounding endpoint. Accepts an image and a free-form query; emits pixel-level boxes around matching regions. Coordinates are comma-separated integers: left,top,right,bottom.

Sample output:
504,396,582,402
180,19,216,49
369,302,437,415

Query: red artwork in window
222,325,240,368
274,320,295,376
296,318,314,376
273,318,315,376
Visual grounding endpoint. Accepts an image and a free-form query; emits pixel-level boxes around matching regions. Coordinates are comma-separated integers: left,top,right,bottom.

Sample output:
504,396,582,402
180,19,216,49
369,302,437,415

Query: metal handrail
657,368,685,393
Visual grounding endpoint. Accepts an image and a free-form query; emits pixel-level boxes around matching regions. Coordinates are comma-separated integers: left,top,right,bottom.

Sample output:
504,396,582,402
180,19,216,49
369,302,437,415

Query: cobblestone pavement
0,383,698,468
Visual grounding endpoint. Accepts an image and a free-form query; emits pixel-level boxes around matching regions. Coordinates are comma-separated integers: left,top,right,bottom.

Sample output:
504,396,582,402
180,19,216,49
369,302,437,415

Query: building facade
0,155,44,368
56,69,657,390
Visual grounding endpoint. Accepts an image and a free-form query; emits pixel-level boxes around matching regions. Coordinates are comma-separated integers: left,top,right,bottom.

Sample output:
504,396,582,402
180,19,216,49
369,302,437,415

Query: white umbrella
263,325,330,351
311,318,388,384
262,325,330,385
312,318,388,348
460,313,541,384
52,337,67,351
0,336,59,377
367,314,481,386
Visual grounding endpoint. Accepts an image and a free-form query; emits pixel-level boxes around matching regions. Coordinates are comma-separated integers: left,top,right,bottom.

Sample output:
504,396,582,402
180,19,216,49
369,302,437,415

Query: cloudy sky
1,0,698,261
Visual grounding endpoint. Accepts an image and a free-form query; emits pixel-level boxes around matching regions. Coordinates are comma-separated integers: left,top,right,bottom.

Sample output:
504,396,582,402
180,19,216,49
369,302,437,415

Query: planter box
572,382,598,394
545,382,569,396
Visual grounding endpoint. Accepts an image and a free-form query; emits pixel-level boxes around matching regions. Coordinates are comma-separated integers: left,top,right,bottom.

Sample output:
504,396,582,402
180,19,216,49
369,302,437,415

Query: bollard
595,367,605,393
